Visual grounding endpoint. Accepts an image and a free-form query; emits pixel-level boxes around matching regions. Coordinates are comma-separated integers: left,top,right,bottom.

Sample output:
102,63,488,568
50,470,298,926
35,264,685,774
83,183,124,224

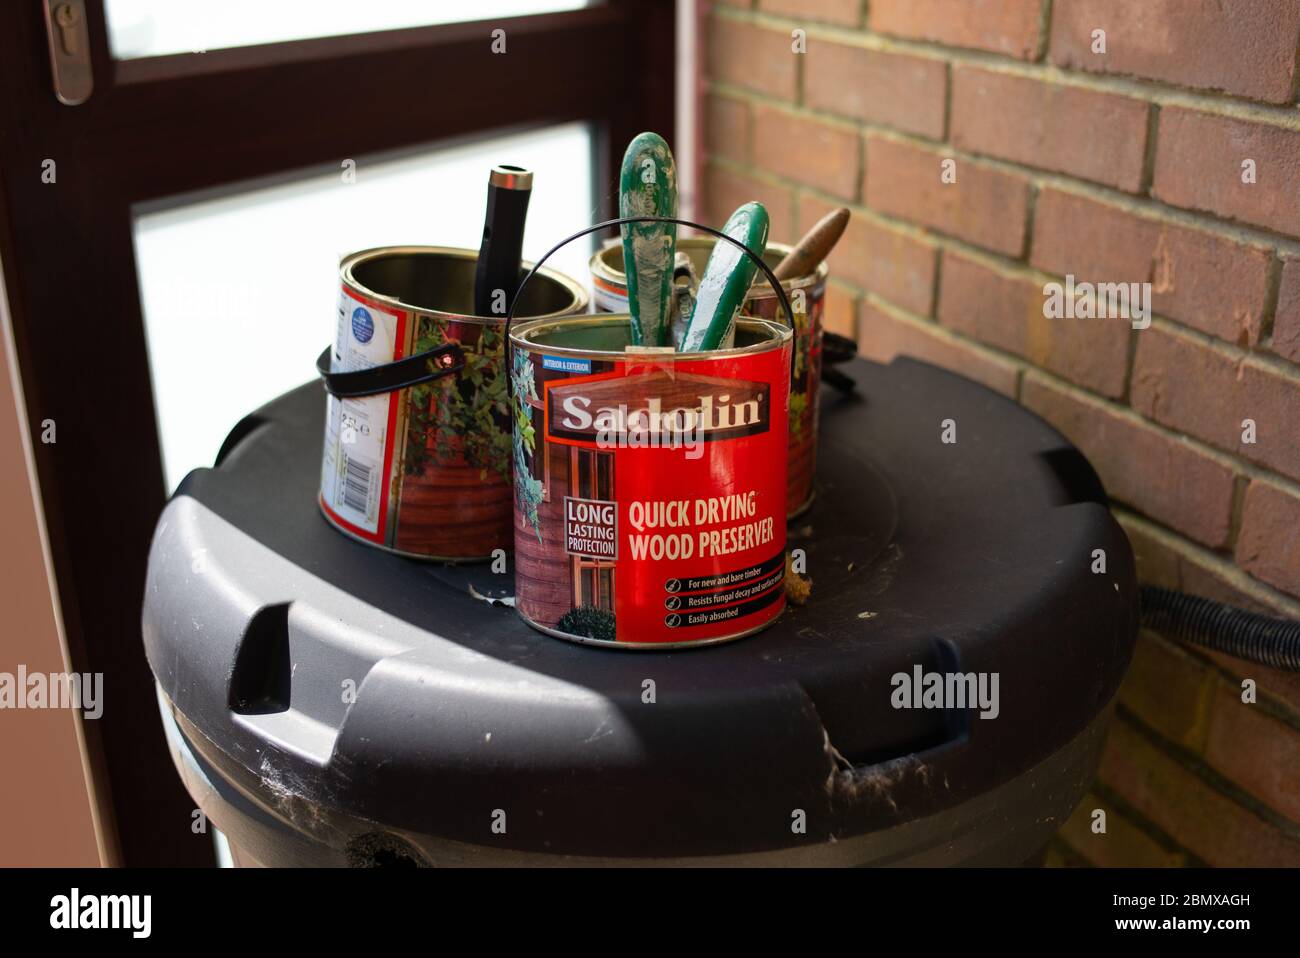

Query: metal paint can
509,314,793,648
590,237,827,515
318,246,588,561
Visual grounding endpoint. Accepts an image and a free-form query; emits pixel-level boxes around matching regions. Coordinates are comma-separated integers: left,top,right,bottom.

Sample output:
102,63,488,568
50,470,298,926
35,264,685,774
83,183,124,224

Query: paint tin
509,215,795,648
318,246,588,561
510,315,792,648
591,238,827,515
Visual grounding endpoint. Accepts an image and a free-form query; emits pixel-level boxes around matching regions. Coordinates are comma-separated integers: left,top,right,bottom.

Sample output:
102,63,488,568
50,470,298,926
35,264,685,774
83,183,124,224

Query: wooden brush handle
773,206,849,281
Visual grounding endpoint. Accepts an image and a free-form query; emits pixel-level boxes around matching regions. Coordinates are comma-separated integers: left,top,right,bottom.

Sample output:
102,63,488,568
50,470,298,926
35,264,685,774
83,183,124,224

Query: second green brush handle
679,202,770,353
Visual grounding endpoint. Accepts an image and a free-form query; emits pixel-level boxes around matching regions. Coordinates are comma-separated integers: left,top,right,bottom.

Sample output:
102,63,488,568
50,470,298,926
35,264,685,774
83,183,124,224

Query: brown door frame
0,1,674,866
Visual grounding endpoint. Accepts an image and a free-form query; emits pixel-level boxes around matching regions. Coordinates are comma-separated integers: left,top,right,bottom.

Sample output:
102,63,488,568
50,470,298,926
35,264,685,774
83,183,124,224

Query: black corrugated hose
1140,585,1300,672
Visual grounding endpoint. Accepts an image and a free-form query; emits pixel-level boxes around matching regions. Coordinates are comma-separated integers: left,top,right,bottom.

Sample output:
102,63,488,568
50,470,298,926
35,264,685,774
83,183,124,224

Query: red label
527,344,790,645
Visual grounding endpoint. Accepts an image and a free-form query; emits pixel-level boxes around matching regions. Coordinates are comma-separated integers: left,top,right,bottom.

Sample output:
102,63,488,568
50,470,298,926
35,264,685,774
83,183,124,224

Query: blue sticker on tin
542,355,591,374
351,307,375,344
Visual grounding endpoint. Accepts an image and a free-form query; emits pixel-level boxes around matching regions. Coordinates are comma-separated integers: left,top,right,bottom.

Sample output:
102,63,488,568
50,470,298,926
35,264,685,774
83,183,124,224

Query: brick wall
703,0,1300,866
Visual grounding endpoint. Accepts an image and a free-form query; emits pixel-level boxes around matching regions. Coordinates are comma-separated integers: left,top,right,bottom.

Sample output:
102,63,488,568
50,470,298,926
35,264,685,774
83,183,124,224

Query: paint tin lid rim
341,244,588,325
509,315,793,359
590,237,829,291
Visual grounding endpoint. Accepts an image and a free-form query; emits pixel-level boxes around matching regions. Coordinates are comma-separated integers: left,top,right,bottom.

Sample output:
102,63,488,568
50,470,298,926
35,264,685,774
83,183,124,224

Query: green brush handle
680,202,770,352
618,132,678,347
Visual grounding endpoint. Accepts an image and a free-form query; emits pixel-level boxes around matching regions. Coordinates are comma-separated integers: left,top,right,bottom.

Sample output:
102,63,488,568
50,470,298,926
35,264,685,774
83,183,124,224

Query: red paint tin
509,315,793,647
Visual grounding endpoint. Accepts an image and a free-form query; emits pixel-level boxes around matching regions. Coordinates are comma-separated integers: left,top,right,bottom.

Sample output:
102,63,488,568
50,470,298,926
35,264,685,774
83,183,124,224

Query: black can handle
506,215,795,347
316,341,463,399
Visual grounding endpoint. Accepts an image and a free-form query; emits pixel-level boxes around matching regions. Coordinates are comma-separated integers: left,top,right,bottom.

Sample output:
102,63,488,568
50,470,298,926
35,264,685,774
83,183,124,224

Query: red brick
1117,515,1280,615
1021,375,1237,547
938,253,1130,397
1201,648,1300,730
1115,515,1300,717
1031,189,1272,347
804,40,946,139
704,164,796,242
865,135,1029,257
1050,0,1300,104
752,106,860,200
1152,108,1300,240
1205,680,1300,822
1100,719,1300,866
1273,258,1300,365
759,0,860,27
707,17,798,100
1058,793,1185,868
952,67,1149,192
870,0,1042,60
705,95,750,165
858,300,1021,397
1178,568,1288,620
798,195,937,316
1118,632,1215,749
1115,515,1183,590
1130,327,1300,483
1236,478,1300,599
823,282,858,338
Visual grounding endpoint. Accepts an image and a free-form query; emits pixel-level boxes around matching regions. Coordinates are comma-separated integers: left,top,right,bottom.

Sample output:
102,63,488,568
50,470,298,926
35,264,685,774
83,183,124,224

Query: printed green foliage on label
511,350,546,542
557,605,617,643
404,317,511,480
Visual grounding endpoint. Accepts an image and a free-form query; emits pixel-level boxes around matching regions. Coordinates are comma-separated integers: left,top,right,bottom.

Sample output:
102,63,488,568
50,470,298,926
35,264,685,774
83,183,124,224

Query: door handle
43,1,93,106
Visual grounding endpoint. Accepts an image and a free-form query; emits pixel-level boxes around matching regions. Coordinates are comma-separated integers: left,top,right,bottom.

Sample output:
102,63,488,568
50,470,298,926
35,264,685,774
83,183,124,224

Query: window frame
0,0,674,865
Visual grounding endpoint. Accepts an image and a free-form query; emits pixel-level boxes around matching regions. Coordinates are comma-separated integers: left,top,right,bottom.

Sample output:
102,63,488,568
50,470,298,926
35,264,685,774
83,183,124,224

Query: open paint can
591,237,827,516
317,246,588,561
510,217,794,649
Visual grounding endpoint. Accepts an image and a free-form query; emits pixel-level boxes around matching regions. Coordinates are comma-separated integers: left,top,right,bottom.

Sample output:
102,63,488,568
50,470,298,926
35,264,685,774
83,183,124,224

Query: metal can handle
320,215,796,398
315,342,463,399
505,215,796,347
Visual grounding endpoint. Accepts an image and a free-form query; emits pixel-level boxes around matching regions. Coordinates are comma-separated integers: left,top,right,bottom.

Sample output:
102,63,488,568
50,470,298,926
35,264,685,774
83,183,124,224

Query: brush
679,201,770,353
618,132,678,346
473,164,533,317
773,207,849,282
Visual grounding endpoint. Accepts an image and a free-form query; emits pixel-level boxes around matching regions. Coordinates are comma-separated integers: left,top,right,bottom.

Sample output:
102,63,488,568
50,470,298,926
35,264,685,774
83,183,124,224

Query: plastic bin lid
143,357,1136,858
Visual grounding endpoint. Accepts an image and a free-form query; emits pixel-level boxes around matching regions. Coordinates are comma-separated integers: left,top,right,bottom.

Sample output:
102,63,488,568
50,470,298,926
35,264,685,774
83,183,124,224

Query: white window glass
105,0,592,59
135,122,595,491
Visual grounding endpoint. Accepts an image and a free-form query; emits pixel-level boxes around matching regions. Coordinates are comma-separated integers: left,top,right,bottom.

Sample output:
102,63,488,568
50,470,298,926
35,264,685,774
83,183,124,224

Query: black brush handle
473,165,533,317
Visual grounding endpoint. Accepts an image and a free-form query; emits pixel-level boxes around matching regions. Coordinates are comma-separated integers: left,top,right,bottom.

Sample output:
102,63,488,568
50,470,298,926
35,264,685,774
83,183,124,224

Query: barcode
342,456,373,514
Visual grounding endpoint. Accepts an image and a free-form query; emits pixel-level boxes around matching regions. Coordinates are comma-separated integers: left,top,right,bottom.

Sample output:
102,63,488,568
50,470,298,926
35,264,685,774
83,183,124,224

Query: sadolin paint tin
509,315,793,648
591,238,827,515
319,246,588,561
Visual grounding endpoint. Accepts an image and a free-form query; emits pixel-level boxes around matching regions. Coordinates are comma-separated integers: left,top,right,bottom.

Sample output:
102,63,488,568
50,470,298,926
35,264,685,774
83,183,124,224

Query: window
104,0,591,58
137,122,595,491
570,447,615,610
0,0,673,865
